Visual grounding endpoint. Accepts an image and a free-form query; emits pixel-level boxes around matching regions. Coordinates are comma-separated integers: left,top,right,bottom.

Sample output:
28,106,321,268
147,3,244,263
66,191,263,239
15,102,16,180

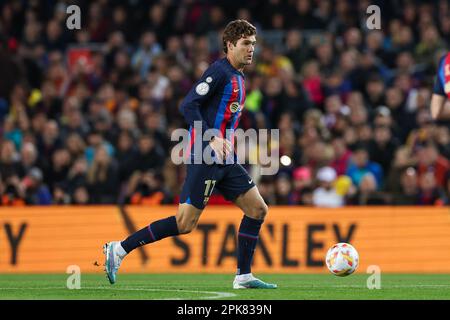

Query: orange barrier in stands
0,206,449,273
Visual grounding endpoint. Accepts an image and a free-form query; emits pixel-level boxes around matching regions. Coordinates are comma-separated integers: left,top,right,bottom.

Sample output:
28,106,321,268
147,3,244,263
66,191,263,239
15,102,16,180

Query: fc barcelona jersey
179,58,246,162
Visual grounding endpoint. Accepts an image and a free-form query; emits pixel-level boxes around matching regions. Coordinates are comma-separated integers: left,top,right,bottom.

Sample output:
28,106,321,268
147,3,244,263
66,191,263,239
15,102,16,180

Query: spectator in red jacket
416,142,449,188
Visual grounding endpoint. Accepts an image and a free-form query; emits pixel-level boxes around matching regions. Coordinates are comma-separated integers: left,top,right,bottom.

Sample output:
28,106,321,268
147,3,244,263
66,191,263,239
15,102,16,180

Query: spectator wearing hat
291,166,313,204
312,166,344,207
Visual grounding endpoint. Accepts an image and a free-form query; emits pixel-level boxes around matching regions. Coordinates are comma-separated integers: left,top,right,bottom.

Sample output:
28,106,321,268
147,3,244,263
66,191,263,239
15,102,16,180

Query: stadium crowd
0,0,449,207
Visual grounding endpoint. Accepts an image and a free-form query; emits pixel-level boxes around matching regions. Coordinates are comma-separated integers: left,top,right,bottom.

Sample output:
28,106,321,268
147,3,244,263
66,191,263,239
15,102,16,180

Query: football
325,243,359,277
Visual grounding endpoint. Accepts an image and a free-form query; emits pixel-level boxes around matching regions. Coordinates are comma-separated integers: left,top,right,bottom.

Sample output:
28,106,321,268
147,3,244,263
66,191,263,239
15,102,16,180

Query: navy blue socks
237,215,263,275
121,216,179,253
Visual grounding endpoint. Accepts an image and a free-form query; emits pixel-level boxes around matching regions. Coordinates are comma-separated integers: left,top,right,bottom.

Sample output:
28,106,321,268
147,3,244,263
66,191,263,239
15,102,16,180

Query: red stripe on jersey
445,53,450,98
185,127,196,160
234,76,246,130
240,76,246,106
220,77,239,137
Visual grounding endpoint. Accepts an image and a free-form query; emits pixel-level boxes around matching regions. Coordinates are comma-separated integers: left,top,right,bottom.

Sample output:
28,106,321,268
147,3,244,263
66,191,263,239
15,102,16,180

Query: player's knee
251,202,268,220
176,217,198,234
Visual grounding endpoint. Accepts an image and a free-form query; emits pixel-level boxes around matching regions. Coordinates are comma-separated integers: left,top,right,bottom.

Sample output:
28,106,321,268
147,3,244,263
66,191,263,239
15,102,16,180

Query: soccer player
431,51,450,120
103,20,277,289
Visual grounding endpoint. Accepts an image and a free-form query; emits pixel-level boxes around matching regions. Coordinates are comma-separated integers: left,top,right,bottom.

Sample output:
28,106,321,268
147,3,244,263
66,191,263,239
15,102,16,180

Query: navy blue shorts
179,163,256,209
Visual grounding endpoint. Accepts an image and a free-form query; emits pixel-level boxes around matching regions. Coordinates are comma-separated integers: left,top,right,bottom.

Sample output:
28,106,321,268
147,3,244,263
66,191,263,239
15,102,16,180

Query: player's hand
209,136,232,162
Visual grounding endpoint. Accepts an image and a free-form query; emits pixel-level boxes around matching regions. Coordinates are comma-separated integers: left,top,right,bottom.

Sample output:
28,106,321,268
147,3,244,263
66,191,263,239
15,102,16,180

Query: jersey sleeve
179,64,225,130
433,55,446,96
433,75,446,96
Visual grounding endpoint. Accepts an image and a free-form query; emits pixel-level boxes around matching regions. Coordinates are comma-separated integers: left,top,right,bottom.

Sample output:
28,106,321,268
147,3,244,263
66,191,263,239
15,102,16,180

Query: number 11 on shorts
204,180,216,205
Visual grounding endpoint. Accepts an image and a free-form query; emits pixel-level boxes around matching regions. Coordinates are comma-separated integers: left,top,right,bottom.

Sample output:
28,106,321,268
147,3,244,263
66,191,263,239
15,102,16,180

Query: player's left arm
430,55,450,120
430,94,450,120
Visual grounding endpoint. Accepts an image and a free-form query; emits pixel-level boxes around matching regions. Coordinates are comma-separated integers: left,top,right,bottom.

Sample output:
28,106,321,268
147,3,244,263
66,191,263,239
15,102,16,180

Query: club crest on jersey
195,82,209,95
230,102,240,113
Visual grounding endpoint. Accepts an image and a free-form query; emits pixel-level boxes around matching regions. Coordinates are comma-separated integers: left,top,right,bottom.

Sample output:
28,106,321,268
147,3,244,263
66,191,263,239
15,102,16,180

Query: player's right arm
430,94,449,120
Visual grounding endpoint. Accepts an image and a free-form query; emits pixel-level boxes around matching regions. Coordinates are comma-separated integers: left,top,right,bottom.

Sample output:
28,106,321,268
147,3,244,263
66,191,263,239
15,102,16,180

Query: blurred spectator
285,29,309,73
45,148,71,191
65,133,87,159
346,143,383,189
18,141,39,176
435,126,450,160
84,130,114,166
445,172,450,205
126,170,173,205
364,74,386,110
257,176,277,205
347,173,387,205
129,133,166,174
66,157,88,196
116,130,138,183
22,167,52,205
291,166,313,204
1,174,26,206
131,31,162,79
368,123,400,174
393,167,419,205
330,136,352,176
416,142,449,188
36,120,63,170
86,145,119,203
72,186,90,205
302,60,324,107
298,186,314,206
274,173,295,205
0,139,21,180
385,146,417,193
53,183,71,205
416,171,446,205
312,166,344,207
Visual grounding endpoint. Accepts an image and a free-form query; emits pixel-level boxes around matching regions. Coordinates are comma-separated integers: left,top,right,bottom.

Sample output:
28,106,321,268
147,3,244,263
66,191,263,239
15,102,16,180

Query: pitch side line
0,286,237,299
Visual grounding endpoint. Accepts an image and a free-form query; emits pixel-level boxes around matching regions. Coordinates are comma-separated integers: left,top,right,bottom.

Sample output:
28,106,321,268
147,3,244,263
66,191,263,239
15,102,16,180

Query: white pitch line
0,286,236,299
281,284,450,289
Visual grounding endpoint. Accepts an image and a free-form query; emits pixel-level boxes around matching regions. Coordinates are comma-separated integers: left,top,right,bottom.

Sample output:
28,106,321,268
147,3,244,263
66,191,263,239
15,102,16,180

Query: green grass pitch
0,274,449,300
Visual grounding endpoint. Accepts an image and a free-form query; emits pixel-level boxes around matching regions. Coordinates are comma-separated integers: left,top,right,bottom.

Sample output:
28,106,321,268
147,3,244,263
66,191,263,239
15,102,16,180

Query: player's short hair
222,19,256,54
